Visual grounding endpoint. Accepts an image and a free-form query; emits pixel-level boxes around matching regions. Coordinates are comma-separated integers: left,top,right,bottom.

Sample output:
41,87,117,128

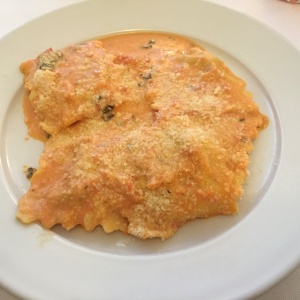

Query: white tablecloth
1,0,300,299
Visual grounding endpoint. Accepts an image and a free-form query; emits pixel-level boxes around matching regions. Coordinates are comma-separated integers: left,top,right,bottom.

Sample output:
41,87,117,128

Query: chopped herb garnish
26,167,37,179
102,104,115,121
140,73,152,80
38,50,63,70
141,40,156,49
103,113,115,121
103,105,115,114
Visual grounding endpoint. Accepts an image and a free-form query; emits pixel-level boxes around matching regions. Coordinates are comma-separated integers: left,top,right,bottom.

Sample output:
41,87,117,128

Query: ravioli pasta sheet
17,32,268,239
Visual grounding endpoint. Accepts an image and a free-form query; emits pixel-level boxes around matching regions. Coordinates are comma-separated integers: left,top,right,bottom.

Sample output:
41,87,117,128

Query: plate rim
1,1,300,299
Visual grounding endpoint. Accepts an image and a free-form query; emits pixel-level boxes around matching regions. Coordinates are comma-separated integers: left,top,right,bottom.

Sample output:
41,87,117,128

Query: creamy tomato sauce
100,31,198,55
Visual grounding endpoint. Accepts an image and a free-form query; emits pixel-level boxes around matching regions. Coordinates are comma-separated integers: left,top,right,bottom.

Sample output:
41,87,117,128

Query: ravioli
17,32,268,239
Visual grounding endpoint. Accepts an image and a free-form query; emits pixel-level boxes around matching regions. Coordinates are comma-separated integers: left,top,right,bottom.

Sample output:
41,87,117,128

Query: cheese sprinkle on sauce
17,32,268,240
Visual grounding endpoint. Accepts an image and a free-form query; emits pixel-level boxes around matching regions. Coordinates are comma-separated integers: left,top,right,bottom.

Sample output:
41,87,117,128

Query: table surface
0,0,300,299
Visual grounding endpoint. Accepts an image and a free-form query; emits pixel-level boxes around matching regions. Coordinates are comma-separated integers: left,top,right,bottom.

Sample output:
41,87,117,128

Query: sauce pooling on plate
17,31,268,240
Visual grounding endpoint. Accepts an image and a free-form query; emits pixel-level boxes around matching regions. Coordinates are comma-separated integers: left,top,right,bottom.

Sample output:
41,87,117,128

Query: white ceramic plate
1,1,300,299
